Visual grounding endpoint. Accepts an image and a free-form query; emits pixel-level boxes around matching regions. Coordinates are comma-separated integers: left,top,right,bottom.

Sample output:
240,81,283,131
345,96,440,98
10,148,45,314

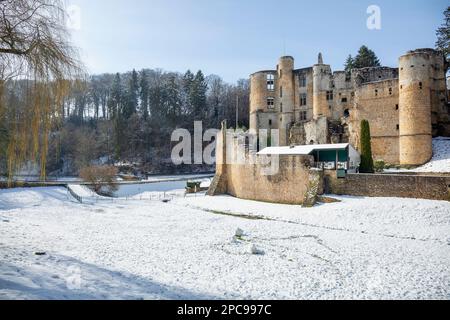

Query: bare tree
0,0,81,80
0,0,83,182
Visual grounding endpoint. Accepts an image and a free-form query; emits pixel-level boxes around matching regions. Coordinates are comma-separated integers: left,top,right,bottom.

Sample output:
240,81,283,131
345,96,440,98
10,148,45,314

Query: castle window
375,89,378,96
396,124,399,131
267,97,274,109
344,109,350,118
266,74,275,91
300,111,307,121
299,76,306,87
396,104,399,110
280,86,283,98
419,82,423,89
326,91,333,101
269,119,272,126
341,97,348,103
389,88,392,95
300,93,307,106
280,103,283,113
279,69,282,78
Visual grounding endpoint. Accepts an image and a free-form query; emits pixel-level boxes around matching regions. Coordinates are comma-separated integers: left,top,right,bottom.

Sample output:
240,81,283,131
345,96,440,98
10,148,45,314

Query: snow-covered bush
79,165,118,196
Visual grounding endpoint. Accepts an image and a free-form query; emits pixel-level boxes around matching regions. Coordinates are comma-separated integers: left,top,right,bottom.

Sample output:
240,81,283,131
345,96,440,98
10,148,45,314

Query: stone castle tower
249,48,449,166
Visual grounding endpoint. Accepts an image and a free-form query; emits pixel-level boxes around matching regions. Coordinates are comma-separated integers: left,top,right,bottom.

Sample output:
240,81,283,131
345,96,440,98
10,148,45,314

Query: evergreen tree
359,120,374,173
123,69,138,119
139,70,149,120
191,70,207,119
165,75,181,124
148,79,166,121
182,70,195,116
436,6,450,61
110,73,122,120
344,55,354,75
353,46,381,69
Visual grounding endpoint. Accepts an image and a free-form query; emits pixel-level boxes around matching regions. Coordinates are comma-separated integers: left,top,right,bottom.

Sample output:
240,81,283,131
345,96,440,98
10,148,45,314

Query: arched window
344,109,350,118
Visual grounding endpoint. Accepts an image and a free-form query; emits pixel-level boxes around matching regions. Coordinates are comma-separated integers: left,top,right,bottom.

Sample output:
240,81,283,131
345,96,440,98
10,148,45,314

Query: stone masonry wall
324,172,450,201
225,154,322,205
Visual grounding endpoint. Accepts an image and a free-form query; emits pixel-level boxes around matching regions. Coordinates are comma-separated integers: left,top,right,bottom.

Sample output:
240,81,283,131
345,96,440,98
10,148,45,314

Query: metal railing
66,185,83,203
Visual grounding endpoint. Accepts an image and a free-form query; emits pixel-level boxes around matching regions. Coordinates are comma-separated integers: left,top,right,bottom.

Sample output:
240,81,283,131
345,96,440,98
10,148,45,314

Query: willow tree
0,0,83,183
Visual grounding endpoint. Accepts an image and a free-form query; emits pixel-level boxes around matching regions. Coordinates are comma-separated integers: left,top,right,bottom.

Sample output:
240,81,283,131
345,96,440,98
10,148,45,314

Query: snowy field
0,187,449,300
385,137,450,173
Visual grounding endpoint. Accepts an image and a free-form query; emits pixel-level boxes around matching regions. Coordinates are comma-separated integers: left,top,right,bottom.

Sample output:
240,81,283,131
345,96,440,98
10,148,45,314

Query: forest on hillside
0,69,249,177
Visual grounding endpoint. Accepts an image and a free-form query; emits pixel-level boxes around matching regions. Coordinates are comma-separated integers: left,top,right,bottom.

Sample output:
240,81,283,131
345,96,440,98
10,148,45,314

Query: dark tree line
1,68,249,175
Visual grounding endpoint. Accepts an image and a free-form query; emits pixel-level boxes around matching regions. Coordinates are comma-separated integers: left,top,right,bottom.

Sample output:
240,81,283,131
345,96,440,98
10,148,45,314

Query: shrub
79,165,118,196
374,160,385,172
359,120,374,173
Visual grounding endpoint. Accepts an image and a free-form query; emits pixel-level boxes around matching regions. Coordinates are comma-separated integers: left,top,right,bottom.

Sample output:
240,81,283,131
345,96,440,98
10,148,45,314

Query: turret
312,53,332,119
398,49,434,165
278,56,295,146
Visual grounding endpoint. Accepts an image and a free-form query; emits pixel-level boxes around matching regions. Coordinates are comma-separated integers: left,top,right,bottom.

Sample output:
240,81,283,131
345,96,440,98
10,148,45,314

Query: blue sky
69,0,448,83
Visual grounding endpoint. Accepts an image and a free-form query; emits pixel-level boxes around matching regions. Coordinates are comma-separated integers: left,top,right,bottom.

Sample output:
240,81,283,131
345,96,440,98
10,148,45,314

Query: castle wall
330,71,354,121
304,116,328,145
211,124,322,205
351,79,400,164
324,172,450,201
312,64,333,119
294,68,314,122
225,155,320,205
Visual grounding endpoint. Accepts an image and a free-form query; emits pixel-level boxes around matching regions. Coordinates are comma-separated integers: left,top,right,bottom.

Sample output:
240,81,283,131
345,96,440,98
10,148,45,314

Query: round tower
312,61,332,119
249,72,268,133
399,50,433,165
278,56,295,146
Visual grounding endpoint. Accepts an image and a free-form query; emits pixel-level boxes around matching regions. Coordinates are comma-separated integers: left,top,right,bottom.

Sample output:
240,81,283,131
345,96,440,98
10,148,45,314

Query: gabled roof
257,143,350,156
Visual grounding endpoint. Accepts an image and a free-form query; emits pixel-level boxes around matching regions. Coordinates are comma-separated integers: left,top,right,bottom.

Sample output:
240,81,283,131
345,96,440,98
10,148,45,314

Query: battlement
353,67,399,85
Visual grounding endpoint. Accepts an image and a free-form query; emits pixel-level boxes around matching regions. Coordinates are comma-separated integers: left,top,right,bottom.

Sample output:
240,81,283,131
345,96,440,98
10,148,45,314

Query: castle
249,48,449,165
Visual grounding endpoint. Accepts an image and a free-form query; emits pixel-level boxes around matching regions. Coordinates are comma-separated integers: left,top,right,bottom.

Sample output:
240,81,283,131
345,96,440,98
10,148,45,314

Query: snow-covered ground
385,137,450,173
0,187,449,300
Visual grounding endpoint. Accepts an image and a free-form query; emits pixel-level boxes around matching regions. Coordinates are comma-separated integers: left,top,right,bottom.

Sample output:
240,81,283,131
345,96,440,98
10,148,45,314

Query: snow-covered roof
257,143,350,155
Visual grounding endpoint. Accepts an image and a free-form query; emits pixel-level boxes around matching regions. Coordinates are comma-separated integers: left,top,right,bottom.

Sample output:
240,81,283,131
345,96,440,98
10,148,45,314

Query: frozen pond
114,180,188,197
114,175,213,197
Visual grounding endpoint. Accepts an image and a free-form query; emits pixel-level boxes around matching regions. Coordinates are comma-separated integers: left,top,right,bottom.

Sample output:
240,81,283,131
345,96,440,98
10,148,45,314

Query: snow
1,187,449,300
385,137,450,173
258,143,349,155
